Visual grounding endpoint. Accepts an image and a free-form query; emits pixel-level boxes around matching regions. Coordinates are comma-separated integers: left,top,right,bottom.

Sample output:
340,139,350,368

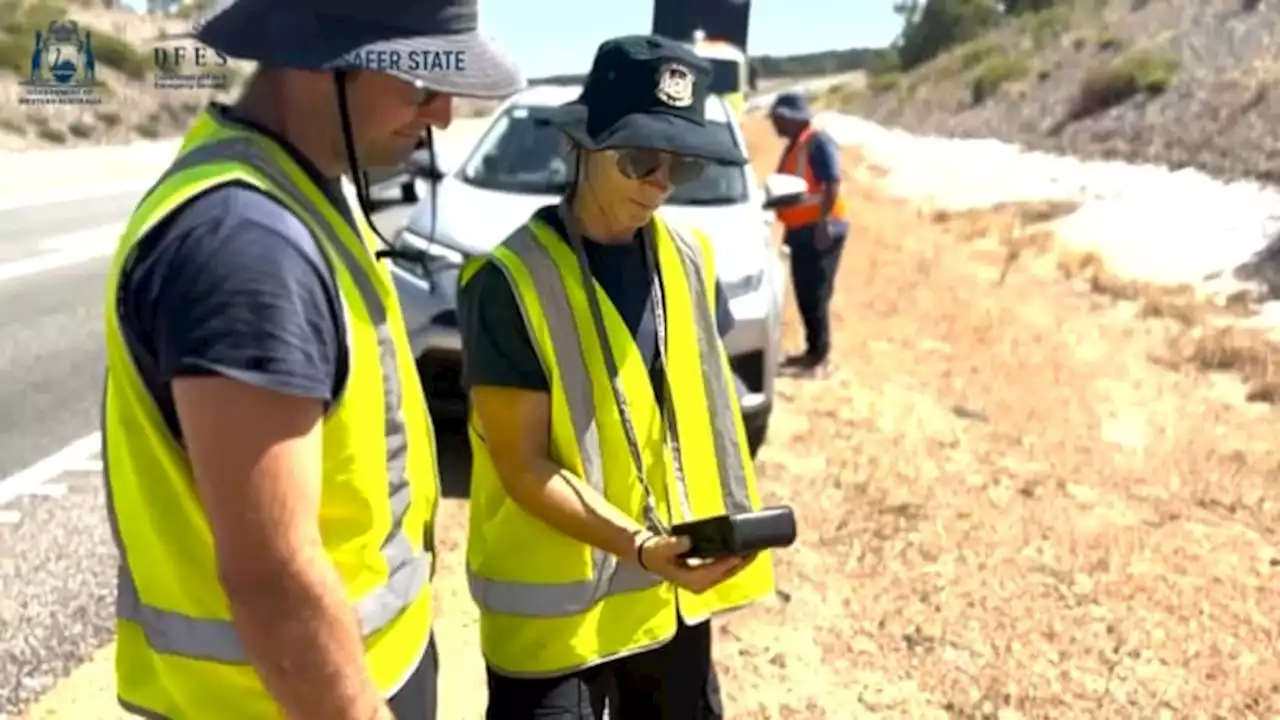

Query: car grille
417,350,466,404
729,351,764,394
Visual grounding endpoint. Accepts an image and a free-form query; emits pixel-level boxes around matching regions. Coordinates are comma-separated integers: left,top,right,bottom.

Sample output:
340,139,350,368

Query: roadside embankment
817,111,1280,404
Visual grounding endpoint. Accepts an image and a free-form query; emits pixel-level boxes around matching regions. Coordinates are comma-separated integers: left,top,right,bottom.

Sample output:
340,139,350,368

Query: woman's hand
634,532,750,594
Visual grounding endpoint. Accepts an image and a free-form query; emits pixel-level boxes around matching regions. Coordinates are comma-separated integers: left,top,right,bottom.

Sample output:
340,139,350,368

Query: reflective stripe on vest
783,129,812,178
466,220,753,618
107,137,426,664
777,127,847,229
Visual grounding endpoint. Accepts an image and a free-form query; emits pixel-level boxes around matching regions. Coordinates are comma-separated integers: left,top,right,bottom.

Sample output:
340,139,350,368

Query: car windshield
707,59,742,95
460,105,749,205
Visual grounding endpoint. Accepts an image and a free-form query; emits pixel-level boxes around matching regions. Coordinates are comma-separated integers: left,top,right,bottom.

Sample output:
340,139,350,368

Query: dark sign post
652,0,752,51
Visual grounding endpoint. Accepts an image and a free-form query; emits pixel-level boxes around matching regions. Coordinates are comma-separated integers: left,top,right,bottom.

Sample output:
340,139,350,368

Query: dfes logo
153,45,230,90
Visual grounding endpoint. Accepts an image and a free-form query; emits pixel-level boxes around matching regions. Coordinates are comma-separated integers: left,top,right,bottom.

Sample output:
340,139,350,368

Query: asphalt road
0,185,419,715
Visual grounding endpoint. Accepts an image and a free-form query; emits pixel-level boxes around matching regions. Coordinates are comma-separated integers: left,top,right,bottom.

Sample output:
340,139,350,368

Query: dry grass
924,195,1280,409
706,116,1280,718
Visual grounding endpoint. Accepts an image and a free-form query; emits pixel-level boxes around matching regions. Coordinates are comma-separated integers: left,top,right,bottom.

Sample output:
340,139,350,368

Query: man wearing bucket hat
457,35,776,718
100,1,522,718
769,91,849,375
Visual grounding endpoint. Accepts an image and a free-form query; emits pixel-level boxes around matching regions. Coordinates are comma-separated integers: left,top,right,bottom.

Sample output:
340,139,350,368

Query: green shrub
0,0,65,74
1070,48,1178,119
134,119,162,139
0,3,148,81
899,0,1003,70
1018,5,1072,48
869,71,903,93
810,82,863,111
1096,33,1124,51
1004,0,1062,12
1,0,65,36
970,56,1030,104
0,114,24,134
176,0,218,19
67,118,93,138
954,37,1004,71
35,124,66,143
0,34,28,74
95,108,122,127
89,30,148,79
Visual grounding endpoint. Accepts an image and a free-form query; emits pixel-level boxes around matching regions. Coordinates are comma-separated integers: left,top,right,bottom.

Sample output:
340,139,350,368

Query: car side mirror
408,148,445,181
762,173,808,211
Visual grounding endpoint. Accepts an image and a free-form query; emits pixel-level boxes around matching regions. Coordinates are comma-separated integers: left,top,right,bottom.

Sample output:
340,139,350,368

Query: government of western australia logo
20,20,103,105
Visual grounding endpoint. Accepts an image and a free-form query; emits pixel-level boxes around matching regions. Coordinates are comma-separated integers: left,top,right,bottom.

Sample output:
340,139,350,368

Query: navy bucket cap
547,35,748,166
769,91,812,121
193,0,525,98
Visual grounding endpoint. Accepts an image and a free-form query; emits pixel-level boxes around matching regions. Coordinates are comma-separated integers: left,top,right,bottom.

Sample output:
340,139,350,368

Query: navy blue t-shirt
115,105,434,713
118,106,349,442
458,205,735,397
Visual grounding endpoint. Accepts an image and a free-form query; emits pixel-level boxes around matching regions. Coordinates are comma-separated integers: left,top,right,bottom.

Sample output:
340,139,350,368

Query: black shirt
457,204,735,397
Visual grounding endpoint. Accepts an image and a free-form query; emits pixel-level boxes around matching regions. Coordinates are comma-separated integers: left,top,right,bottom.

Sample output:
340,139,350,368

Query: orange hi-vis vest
775,125,848,230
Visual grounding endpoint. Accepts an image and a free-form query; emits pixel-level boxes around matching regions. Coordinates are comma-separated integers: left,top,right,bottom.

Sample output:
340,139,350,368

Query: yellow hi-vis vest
462,214,776,678
102,110,440,718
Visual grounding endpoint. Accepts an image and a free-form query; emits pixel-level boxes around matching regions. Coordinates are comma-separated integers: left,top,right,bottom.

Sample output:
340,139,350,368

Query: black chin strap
331,71,434,270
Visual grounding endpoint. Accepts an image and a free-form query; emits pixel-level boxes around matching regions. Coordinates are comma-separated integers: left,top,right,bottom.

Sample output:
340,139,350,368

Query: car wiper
673,196,735,206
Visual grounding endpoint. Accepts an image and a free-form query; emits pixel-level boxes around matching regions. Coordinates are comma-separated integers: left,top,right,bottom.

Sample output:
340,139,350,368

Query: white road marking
0,179,156,214
0,433,102,510
62,458,103,473
0,223,123,284
26,483,69,498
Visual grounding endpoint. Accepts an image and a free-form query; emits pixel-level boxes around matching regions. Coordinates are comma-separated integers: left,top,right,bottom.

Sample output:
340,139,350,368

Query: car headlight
721,268,765,298
394,228,467,275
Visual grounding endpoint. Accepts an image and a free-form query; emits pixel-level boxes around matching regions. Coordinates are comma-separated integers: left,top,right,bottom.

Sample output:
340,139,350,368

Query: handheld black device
670,505,797,559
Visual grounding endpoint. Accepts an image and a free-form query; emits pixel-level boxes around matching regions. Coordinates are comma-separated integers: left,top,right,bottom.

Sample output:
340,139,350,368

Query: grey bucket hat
193,0,525,98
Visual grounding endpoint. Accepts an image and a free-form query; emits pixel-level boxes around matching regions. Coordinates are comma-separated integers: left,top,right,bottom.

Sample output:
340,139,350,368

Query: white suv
388,85,804,454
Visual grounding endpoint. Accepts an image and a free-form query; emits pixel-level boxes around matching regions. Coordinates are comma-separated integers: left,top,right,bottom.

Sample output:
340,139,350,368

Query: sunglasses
614,148,707,185
409,89,444,108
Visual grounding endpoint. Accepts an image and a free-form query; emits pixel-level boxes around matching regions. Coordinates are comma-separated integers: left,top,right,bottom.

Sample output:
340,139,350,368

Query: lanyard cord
556,203,690,533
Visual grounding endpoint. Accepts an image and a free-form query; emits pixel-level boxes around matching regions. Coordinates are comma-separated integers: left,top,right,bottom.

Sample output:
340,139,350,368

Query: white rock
817,112,1280,312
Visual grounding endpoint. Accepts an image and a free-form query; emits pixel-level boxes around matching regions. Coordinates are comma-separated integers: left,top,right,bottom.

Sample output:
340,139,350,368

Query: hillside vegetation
820,0,1280,184
527,47,892,88
0,0,245,150
0,0,259,151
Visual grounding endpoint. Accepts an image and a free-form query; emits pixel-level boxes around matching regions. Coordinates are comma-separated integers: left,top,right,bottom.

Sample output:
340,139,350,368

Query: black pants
786,223,848,361
388,634,438,719
485,620,723,719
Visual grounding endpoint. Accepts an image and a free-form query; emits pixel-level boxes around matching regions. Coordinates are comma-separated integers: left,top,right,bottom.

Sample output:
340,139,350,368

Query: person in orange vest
768,92,849,375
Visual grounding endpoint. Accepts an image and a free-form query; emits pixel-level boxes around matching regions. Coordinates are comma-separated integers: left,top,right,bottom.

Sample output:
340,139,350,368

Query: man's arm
807,131,843,219
134,187,390,720
459,263,648,561
174,379,389,720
